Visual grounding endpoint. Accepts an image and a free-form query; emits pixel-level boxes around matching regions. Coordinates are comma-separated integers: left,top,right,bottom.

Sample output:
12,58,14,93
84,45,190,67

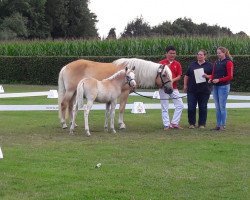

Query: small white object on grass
95,163,101,168
0,147,3,159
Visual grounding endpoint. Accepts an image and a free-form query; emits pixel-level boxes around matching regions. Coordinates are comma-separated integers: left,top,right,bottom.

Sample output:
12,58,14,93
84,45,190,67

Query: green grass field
0,85,249,200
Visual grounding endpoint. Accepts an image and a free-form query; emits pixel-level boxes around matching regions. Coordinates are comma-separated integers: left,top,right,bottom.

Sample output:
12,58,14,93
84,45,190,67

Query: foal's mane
105,69,125,81
113,58,162,88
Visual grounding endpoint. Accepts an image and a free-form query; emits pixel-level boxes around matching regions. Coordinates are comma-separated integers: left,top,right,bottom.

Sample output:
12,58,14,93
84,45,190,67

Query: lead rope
132,90,187,100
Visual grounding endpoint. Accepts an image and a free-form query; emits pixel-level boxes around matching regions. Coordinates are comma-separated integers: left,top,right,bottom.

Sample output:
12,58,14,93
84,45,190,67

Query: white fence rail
1,89,250,111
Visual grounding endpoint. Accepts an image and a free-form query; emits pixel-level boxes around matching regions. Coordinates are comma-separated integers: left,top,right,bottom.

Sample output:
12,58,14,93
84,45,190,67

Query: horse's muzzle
164,88,173,94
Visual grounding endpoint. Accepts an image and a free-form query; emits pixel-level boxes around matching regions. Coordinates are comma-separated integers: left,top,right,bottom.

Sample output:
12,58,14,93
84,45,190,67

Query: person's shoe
189,125,195,129
164,126,170,131
199,125,205,129
210,126,220,131
219,126,226,131
171,124,184,130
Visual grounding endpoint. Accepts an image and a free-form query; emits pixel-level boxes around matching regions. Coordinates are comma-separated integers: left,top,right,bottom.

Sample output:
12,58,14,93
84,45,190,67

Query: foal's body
70,68,136,136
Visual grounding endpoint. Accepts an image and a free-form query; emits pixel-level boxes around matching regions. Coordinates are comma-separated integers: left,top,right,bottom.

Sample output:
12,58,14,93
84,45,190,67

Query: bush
0,55,248,92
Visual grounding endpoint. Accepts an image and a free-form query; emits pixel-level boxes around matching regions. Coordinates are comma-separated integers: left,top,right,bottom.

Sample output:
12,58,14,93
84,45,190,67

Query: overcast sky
89,0,250,37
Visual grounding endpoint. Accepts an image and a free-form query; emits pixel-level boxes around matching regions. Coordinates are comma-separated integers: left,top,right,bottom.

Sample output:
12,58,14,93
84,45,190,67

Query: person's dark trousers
187,92,210,126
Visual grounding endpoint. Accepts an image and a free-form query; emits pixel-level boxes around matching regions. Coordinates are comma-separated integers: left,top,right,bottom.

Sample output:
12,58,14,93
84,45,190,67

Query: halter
156,65,171,88
126,75,135,87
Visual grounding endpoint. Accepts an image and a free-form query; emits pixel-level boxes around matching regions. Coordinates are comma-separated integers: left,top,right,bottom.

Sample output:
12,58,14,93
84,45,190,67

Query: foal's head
125,66,136,89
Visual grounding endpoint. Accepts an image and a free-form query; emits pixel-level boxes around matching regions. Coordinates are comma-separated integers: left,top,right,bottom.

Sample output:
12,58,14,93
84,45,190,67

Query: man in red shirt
159,46,184,130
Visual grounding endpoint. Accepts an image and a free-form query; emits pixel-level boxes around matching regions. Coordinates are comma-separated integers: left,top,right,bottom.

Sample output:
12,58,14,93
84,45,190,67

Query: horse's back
62,59,123,90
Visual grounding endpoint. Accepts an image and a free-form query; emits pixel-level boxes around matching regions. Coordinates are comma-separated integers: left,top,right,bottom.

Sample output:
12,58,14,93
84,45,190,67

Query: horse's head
155,65,173,94
125,66,136,89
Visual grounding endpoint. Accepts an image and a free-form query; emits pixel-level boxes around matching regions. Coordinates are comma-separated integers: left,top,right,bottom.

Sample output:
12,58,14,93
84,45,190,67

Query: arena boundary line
1,103,250,111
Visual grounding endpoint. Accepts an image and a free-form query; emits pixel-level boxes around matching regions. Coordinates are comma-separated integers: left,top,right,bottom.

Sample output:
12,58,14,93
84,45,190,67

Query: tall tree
27,0,50,39
121,16,151,38
106,28,116,39
67,0,98,38
45,0,69,38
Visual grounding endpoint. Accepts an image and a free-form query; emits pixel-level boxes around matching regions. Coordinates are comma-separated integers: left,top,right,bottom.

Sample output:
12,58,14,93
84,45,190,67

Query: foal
70,67,136,136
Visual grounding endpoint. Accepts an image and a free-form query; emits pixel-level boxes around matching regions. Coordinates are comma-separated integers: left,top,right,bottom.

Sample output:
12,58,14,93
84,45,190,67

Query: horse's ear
125,67,128,71
132,66,135,70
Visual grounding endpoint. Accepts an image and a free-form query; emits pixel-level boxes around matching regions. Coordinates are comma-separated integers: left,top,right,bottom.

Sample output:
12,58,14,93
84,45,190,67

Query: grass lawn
0,84,249,199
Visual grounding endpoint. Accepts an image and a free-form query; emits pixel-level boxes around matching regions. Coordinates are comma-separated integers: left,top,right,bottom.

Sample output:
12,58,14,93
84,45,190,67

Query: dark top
211,57,234,86
185,61,213,94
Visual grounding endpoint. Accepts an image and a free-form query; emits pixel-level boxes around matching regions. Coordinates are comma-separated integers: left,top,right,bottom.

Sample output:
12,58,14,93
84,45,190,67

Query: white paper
194,68,206,83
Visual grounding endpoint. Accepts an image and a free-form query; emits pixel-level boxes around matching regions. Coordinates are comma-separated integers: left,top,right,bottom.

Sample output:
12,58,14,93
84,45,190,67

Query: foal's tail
76,80,85,110
58,66,66,119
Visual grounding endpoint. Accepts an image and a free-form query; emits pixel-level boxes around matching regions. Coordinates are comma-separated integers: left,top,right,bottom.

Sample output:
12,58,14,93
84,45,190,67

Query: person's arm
172,74,181,83
183,75,189,92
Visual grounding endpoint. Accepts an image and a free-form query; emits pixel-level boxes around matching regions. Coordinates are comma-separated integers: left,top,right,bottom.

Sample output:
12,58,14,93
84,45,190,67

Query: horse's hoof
85,131,91,136
62,124,68,129
111,129,117,134
69,129,74,135
119,123,126,129
104,127,108,132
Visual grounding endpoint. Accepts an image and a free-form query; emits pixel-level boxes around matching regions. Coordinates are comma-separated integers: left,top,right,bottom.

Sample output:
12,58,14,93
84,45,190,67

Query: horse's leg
60,92,72,129
69,92,78,128
69,100,78,135
118,89,130,129
104,103,111,132
84,100,93,136
110,101,116,133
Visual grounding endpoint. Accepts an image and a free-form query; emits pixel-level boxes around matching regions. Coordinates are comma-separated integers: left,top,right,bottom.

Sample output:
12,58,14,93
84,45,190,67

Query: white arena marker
0,85,4,93
0,147,3,159
131,102,146,114
153,91,160,99
47,90,58,98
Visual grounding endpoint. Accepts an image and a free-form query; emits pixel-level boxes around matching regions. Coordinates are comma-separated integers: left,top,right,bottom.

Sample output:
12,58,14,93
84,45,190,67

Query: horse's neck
109,73,126,87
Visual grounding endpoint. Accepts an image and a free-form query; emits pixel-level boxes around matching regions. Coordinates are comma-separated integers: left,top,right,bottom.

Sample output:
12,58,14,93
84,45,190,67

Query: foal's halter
126,75,135,87
156,65,171,88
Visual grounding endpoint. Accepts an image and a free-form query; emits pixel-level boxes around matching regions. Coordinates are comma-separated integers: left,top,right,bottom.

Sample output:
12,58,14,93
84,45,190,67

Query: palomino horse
70,67,136,136
58,58,173,129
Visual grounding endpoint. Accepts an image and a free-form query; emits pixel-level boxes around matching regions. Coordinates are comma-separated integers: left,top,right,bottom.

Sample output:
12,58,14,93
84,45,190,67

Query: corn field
0,36,249,56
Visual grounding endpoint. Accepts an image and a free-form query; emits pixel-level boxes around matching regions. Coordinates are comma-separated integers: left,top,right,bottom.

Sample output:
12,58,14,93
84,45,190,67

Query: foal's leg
110,101,117,133
118,90,130,129
104,103,111,132
84,100,93,136
69,100,78,135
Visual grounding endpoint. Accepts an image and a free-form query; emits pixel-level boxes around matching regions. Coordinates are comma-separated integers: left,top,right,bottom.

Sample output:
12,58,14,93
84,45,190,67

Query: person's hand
212,79,219,84
202,73,208,79
208,79,212,83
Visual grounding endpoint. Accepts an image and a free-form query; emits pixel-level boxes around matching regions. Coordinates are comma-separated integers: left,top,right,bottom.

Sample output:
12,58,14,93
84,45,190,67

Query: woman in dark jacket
209,47,234,131
183,49,213,129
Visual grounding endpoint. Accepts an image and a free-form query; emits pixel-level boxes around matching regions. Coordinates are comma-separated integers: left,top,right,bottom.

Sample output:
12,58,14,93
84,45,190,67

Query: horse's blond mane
113,58,164,88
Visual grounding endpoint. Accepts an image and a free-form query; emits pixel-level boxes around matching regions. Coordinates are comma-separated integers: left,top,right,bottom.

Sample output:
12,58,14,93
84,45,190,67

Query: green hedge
0,56,249,92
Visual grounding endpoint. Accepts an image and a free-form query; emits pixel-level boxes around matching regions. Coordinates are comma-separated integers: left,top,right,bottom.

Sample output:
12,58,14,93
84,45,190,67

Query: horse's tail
58,66,66,119
76,80,85,110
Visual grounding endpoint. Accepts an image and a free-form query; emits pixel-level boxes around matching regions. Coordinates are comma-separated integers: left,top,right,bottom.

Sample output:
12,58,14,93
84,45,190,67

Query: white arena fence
1,88,250,111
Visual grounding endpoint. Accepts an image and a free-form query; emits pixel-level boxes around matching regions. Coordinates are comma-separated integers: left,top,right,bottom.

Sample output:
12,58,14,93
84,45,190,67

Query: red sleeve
219,61,234,82
177,62,182,76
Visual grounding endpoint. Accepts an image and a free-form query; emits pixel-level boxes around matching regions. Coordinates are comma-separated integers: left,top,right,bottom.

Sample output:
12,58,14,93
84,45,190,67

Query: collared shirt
159,59,182,89
185,61,213,93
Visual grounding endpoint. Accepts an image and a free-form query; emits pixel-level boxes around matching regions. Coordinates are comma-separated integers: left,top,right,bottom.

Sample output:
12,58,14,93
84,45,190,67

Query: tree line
0,0,248,40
